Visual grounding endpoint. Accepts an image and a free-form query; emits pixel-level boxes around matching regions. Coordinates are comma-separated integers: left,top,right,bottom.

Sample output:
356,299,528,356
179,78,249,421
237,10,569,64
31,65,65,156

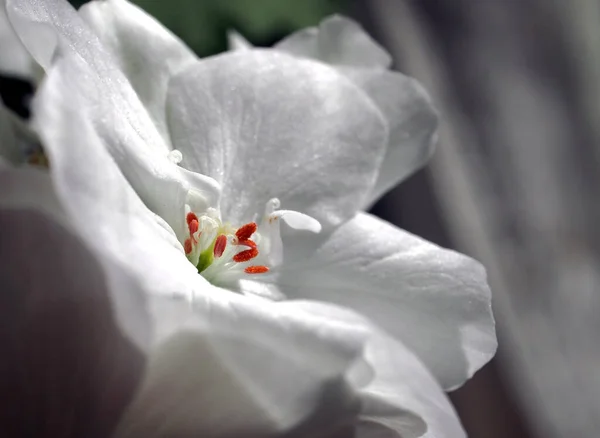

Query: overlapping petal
5,0,218,239
275,15,391,69
0,0,34,78
24,24,375,436
167,50,388,229
79,0,197,147
275,16,438,206
0,168,374,437
266,212,496,390
284,302,466,438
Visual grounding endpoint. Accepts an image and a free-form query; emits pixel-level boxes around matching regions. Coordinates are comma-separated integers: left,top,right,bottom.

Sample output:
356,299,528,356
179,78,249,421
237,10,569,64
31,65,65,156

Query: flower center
183,198,321,286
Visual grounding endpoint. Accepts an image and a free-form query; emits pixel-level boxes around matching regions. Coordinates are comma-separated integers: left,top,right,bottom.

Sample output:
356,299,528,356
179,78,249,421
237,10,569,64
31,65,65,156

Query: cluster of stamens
184,211,269,279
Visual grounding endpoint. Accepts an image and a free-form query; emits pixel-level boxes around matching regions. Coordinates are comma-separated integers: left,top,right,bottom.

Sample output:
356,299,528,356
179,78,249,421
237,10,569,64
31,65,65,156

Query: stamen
239,239,257,249
245,266,269,274
184,238,193,255
214,235,227,258
236,222,257,241
188,219,199,235
187,212,198,225
233,248,259,263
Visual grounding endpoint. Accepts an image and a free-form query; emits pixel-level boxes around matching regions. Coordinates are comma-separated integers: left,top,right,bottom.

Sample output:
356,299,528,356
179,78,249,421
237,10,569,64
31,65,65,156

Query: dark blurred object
0,75,33,118
363,0,600,437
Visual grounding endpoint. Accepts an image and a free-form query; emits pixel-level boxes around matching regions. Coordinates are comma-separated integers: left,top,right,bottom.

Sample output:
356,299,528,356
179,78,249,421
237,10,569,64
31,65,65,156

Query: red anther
236,222,257,241
233,248,259,263
188,219,199,235
238,239,257,249
184,238,193,255
245,265,269,274
213,235,227,258
186,212,198,225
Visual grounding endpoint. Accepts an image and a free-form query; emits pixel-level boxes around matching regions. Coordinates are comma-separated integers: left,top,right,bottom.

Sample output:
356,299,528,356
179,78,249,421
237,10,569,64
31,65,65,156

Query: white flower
3,0,497,436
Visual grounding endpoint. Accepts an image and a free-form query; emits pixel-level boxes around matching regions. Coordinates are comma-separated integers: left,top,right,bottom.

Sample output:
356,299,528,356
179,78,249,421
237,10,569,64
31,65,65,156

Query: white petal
79,0,197,147
275,15,392,69
275,15,439,206
0,0,34,78
268,212,497,390
343,69,438,207
282,301,466,438
167,50,388,229
0,169,145,436
227,29,252,51
114,294,372,438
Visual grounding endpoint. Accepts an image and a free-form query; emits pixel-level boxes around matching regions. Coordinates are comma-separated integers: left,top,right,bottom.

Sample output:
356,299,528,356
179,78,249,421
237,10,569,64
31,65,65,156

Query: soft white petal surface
266,212,497,390
275,15,391,69
29,30,374,436
343,69,438,206
276,15,439,206
79,0,197,147
0,0,33,77
0,168,144,437
167,50,388,229
285,301,466,438
6,0,218,238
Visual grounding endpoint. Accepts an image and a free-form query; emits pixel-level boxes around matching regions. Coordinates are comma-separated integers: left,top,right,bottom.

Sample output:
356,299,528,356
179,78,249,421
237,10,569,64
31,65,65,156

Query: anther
236,222,257,241
187,212,198,225
214,235,227,258
184,238,193,255
239,239,257,249
245,265,269,274
233,248,259,263
188,219,199,235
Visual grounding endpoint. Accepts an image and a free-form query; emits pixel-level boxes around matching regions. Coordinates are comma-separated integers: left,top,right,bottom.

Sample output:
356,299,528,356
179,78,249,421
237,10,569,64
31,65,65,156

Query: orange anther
188,219,199,235
239,239,257,249
244,265,269,274
184,238,193,255
213,235,227,258
186,212,198,225
236,222,257,241
233,248,259,263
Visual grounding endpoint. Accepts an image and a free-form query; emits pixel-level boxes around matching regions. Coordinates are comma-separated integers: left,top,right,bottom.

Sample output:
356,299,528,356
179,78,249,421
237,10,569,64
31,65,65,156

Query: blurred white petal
0,0,34,78
275,15,391,69
0,168,145,438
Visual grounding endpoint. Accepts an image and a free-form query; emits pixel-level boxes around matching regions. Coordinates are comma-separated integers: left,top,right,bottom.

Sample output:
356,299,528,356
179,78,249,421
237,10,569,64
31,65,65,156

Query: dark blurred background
4,1,600,437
